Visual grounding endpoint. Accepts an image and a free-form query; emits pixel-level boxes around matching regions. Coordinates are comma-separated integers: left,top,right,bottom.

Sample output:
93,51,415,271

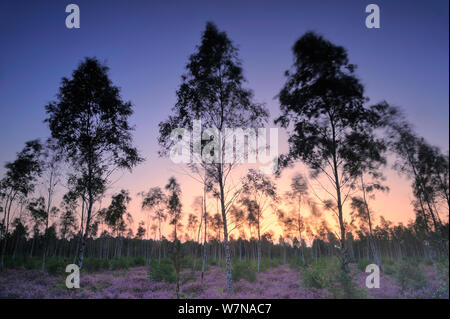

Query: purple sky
0,0,448,232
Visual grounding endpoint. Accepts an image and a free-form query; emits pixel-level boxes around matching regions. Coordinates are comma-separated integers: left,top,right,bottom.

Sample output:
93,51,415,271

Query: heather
3,256,148,274
0,258,447,299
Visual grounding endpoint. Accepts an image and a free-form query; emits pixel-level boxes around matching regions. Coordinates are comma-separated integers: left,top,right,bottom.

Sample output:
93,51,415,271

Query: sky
0,0,448,240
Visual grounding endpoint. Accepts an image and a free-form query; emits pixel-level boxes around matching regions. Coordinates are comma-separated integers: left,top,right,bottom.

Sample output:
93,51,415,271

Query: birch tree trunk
218,166,232,293
360,175,382,270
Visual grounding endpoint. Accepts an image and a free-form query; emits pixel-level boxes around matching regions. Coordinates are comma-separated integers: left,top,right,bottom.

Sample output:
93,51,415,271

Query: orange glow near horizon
101,155,447,245
0,0,448,250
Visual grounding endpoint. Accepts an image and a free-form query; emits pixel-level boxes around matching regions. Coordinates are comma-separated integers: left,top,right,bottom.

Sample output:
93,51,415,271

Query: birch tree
0,140,43,270
285,173,312,266
158,22,268,292
240,169,278,272
40,141,62,272
165,177,183,298
387,117,449,256
100,190,132,257
275,32,388,272
45,58,143,269
140,187,167,263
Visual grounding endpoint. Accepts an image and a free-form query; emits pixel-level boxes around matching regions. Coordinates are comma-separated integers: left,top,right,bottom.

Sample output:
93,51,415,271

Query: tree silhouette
59,191,79,241
284,173,314,266
100,190,132,257
11,218,28,260
240,169,278,272
45,57,143,268
165,177,182,242
40,140,62,272
27,197,46,258
158,22,268,292
275,32,388,272
386,111,449,256
165,177,183,298
59,193,78,257
140,186,167,263
0,140,43,270
136,221,146,239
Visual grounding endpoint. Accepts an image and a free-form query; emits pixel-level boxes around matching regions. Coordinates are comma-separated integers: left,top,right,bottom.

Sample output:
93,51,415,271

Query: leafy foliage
232,260,257,283
301,257,366,298
44,57,143,268
275,31,391,272
394,260,427,291
45,258,68,275
148,258,177,283
82,258,110,272
357,258,373,272
110,257,131,271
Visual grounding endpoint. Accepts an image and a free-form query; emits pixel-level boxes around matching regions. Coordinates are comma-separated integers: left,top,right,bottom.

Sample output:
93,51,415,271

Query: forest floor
0,263,447,299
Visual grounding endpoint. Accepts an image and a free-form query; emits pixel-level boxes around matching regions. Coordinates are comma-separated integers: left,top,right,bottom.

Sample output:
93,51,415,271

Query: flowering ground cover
0,261,447,299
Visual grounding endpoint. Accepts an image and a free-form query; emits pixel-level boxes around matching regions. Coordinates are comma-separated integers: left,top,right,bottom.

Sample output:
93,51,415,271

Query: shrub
423,258,433,266
209,259,217,266
24,256,40,270
288,257,304,269
433,258,449,298
132,256,146,266
259,258,282,272
383,264,396,275
394,260,427,291
232,260,257,283
148,258,176,283
357,258,373,272
382,258,397,275
207,258,226,269
110,257,131,270
182,256,199,270
301,258,339,289
82,258,109,272
301,257,366,298
302,265,333,289
45,258,68,275
382,258,395,266
333,270,367,299
191,258,209,272
182,257,205,271
6,255,26,269
181,271,197,284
